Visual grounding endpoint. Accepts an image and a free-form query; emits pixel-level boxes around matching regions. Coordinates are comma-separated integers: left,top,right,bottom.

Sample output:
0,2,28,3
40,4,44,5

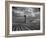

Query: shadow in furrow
21,25,30,30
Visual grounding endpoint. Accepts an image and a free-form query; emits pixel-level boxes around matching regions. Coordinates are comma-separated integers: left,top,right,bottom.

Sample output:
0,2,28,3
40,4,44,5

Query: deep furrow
12,23,40,31
16,27,18,31
23,25,31,30
19,25,22,31
20,25,25,30
12,26,16,31
21,25,29,30
17,24,21,31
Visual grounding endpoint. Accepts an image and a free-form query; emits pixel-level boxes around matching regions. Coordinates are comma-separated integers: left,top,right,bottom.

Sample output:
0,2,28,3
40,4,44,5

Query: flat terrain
12,7,40,31
12,22,40,31
12,16,40,31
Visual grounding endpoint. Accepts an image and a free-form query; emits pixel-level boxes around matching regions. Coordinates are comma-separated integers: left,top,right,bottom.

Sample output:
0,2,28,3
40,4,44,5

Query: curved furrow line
16,27,18,31
20,25,25,30
24,25,33,30
23,25,31,30
12,26,16,31
26,25,34,30
18,25,22,31
17,25,22,31
21,25,29,30
12,24,19,31
19,25,23,31
12,24,16,31
20,24,28,31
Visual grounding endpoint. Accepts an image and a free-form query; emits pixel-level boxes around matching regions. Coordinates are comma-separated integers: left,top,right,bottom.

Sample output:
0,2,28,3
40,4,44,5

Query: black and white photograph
5,1,45,37
8,3,44,35
12,7,40,31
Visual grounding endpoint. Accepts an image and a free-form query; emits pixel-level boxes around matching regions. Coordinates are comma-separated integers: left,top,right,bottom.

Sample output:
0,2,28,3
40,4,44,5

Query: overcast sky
12,7,40,17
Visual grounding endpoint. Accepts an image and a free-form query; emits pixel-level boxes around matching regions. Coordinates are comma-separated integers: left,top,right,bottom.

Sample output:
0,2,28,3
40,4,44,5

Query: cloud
12,7,40,17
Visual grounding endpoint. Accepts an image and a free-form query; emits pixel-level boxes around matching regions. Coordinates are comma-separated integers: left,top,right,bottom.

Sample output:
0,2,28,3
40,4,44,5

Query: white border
9,4,43,34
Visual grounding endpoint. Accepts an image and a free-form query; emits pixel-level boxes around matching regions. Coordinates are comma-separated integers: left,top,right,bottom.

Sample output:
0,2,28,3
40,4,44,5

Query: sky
12,7,40,17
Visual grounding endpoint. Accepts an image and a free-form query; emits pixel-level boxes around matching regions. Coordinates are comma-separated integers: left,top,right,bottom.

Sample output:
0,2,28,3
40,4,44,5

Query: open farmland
12,7,40,31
